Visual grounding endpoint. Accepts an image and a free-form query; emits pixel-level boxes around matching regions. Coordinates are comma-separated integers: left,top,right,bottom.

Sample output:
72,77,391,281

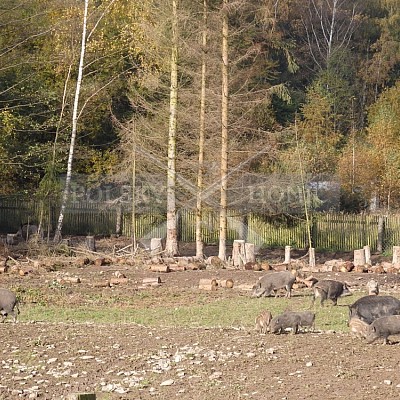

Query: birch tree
165,0,179,256
303,0,358,70
54,0,89,243
218,0,229,261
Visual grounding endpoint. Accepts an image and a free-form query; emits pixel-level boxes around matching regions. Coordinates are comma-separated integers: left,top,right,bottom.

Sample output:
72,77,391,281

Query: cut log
199,278,218,291
149,264,170,273
93,281,111,288
65,393,96,400
260,262,272,271
216,279,234,288
143,277,161,285
63,276,81,284
169,265,186,272
232,240,246,267
353,265,367,273
94,258,105,267
354,249,366,267
234,283,254,291
272,264,288,272
110,278,128,285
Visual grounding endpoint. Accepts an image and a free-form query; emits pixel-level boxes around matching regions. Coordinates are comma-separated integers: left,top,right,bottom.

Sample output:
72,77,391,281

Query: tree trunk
195,0,207,260
165,0,179,257
218,0,229,261
131,119,137,253
392,246,400,265
54,0,89,243
377,215,384,253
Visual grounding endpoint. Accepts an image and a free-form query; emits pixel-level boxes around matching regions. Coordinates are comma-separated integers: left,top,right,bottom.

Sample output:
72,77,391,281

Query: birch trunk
218,0,229,261
195,0,207,259
54,0,89,243
165,0,179,256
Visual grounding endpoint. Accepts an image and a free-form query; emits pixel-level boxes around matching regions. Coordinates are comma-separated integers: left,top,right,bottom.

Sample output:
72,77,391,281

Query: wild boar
365,315,400,344
312,279,351,306
292,311,316,332
16,223,38,241
0,288,19,323
269,311,312,334
254,310,273,334
348,295,400,324
348,317,369,339
252,271,296,298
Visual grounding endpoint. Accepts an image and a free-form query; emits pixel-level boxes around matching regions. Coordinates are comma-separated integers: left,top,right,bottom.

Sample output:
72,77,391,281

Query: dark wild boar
270,312,301,334
16,223,38,241
0,288,19,323
252,271,296,298
348,295,400,324
365,315,400,344
312,279,351,306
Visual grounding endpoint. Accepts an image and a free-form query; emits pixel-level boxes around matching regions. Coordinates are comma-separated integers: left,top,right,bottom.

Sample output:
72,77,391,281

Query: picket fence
0,196,399,252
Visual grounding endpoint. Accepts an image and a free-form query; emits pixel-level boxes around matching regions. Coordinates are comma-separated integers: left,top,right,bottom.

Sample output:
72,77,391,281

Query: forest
0,0,399,225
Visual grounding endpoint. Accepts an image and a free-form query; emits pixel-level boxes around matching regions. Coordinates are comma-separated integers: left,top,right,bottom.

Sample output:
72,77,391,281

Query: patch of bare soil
0,237,400,399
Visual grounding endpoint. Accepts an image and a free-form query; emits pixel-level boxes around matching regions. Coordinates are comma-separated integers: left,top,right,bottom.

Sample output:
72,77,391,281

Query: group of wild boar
252,270,400,345
1,267,400,345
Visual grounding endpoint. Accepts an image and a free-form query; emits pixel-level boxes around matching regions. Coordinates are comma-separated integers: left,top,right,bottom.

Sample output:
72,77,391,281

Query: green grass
19,292,364,332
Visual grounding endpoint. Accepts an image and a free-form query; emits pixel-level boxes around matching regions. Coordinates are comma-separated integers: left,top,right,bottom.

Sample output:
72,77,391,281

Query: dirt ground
1,237,400,400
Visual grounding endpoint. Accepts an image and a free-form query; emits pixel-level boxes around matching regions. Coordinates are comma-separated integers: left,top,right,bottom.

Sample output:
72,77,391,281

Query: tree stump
309,247,315,268
150,238,163,256
245,242,255,263
86,236,96,252
6,234,18,245
232,240,246,267
354,249,366,267
392,246,400,265
284,245,291,264
363,245,371,265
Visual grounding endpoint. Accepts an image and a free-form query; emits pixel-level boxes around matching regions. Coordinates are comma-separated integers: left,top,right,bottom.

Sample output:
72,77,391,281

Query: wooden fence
0,196,399,252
